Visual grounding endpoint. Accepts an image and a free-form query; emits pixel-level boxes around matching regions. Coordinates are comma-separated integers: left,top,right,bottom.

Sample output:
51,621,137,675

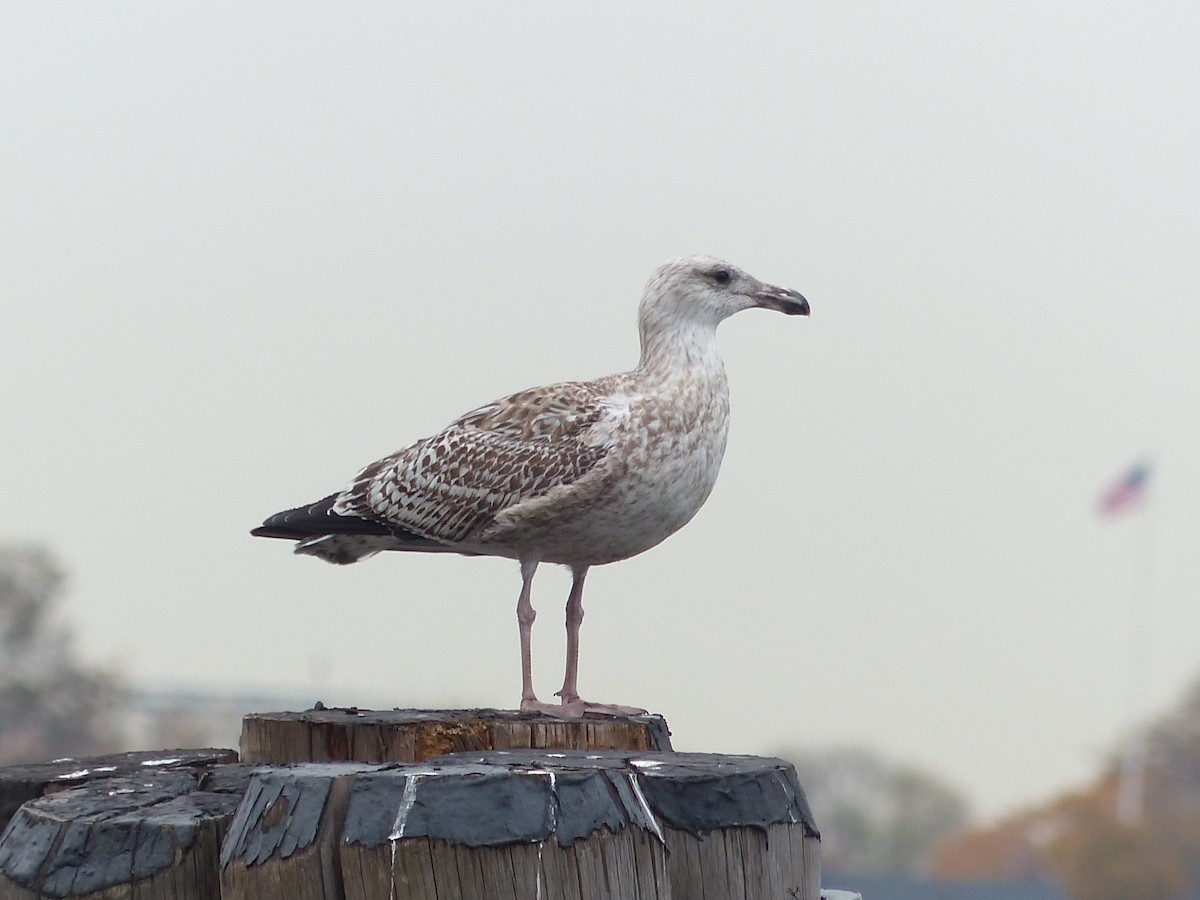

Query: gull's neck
634,316,725,383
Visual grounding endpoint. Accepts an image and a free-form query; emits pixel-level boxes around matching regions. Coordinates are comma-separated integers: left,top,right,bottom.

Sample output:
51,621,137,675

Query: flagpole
1116,467,1155,824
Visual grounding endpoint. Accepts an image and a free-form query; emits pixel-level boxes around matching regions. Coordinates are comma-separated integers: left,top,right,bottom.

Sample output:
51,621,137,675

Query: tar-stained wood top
239,706,672,765
220,764,366,900
223,755,676,900
397,750,819,842
0,739,821,899
0,764,252,899
0,748,238,833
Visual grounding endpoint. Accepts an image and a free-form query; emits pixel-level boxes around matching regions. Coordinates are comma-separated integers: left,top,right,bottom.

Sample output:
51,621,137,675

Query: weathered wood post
0,710,823,899
219,763,372,900
239,707,673,764
440,750,821,900
0,750,243,900
220,749,818,900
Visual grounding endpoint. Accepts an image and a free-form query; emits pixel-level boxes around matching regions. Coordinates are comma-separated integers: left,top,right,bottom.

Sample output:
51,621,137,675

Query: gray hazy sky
4,3,1199,821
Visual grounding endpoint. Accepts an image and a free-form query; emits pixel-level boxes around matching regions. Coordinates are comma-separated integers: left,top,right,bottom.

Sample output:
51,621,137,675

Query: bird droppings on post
387,773,424,842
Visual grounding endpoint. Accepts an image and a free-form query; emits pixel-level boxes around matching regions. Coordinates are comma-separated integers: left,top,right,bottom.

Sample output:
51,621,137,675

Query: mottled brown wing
331,382,616,545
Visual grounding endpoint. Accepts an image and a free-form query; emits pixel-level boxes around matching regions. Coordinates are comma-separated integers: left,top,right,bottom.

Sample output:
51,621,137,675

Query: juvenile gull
251,256,809,715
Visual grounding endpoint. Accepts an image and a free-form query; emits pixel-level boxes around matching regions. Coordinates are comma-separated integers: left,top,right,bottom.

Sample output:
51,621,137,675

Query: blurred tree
1046,813,1184,900
776,745,970,875
0,545,125,762
1141,681,1200,899
934,674,1200,900
934,770,1188,900
932,778,1101,884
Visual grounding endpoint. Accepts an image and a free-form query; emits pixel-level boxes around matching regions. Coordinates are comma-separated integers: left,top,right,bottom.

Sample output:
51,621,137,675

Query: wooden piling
0,760,248,900
0,749,238,833
438,750,821,900
220,749,819,900
219,764,371,900
239,706,672,764
0,712,822,899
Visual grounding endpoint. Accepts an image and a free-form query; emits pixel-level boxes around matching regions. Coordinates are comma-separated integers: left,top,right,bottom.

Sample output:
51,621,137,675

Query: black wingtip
250,524,303,540
250,492,457,556
250,493,393,542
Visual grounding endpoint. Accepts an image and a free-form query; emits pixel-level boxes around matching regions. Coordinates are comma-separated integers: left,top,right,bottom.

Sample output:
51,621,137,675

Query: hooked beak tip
755,285,809,317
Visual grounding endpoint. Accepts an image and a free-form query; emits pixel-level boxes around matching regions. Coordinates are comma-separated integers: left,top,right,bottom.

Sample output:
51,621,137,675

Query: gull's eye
710,268,731,285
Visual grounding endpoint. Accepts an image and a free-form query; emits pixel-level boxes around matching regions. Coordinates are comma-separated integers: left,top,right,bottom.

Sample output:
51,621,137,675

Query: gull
251,256,809,715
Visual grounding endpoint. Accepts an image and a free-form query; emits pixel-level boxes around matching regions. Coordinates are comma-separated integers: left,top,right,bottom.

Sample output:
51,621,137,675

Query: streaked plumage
253,255,809,714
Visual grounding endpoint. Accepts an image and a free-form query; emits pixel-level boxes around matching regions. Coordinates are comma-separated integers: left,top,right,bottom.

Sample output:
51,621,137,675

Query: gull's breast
484,374,732,566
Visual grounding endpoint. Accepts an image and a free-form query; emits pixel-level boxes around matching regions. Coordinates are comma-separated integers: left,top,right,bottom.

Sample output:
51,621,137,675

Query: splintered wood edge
219,768,363,900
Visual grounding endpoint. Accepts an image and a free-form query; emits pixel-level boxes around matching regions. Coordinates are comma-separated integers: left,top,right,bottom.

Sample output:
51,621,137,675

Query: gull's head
639,256,809,332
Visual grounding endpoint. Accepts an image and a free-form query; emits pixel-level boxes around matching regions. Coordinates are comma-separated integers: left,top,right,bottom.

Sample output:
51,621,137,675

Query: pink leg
517,563,648,719
555,566,588,709
516,558,588,715
555,566,648,717
516,559,541,709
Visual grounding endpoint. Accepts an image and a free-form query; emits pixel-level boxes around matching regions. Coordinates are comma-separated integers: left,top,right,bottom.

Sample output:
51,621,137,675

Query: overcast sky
3,3,1198,821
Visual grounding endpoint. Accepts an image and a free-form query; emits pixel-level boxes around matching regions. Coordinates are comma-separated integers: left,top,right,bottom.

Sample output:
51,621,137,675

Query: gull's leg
516,558,542,710
516,558,581,715
554,566,588,711
555,566,648,718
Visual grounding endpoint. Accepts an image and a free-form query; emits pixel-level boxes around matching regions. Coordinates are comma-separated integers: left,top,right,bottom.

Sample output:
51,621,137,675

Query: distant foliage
934,676,1200,900
935,772,1185,900
776,745,970,875
0,545,125,763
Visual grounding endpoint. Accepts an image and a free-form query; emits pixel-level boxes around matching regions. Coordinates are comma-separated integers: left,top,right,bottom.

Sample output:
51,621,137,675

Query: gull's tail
251,493,454,564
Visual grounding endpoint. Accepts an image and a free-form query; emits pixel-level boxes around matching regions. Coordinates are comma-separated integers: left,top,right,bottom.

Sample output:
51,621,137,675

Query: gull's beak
752,282,810,316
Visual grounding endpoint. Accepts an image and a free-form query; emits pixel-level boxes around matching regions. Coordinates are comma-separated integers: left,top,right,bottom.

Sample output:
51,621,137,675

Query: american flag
1099,460,1151,516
